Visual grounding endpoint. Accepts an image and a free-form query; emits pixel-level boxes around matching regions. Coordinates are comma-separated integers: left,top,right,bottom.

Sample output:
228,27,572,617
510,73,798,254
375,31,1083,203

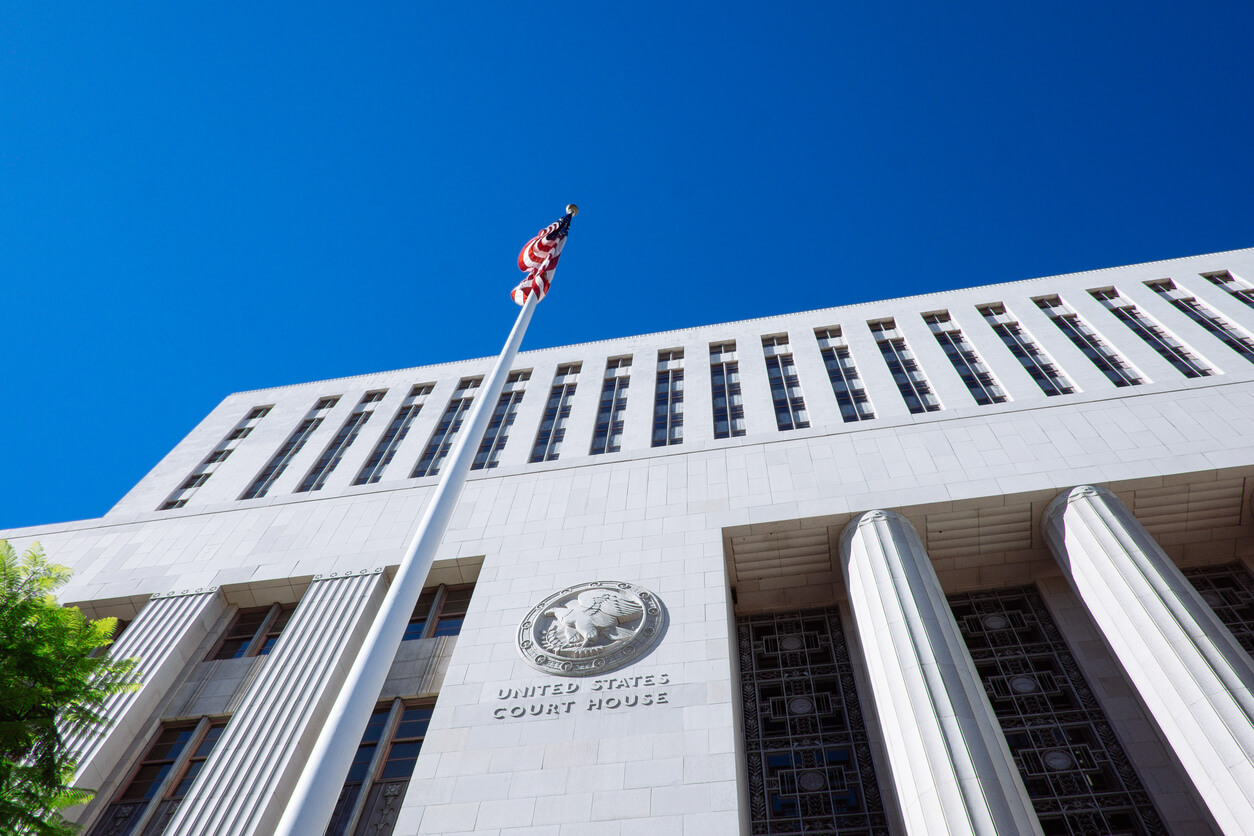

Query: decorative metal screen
1184,563,1254,656
737,608,888,836
949,586,1167,836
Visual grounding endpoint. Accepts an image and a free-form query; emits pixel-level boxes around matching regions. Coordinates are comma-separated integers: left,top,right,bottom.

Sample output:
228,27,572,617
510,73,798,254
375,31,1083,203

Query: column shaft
840,510,1041,835
1043,485,1254,834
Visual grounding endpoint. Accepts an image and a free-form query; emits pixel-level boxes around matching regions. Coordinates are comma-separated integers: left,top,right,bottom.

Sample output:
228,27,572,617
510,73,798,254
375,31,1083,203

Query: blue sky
2,2,1252,529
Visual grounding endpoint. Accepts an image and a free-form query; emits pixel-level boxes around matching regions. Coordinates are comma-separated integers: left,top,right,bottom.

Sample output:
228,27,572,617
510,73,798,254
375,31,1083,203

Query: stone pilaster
1043,485,1254,834
68,588,226,800
839,510,1041,835
165,569,387,836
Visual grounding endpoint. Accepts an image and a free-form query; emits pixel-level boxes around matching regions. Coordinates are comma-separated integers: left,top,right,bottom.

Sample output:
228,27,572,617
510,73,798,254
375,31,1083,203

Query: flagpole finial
566,204,579,216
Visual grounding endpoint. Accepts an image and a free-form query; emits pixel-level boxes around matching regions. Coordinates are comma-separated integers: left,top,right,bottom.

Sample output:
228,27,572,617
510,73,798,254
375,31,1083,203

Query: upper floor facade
99,247,1254,520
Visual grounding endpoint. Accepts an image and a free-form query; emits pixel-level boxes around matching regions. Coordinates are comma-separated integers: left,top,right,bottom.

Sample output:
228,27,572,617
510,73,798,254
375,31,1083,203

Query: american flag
511,210,573,305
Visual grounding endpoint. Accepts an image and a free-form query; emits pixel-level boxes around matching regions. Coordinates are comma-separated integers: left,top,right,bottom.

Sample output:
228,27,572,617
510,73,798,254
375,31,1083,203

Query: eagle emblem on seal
542,589,643,654
517,581,667,676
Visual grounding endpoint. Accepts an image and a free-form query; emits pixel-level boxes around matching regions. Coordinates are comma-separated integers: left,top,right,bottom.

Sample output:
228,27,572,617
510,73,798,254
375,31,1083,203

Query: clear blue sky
2,2,1251,529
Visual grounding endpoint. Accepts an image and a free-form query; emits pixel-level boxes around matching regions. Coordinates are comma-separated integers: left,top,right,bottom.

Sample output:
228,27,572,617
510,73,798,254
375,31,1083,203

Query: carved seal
517,580,667,677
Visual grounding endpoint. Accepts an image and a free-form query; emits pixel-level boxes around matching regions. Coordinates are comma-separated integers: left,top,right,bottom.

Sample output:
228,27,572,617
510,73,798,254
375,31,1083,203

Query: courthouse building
7,248,1254,836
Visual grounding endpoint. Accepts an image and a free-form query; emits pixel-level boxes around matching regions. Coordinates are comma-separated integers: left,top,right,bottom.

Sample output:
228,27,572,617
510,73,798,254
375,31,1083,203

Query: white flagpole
276,208,570,834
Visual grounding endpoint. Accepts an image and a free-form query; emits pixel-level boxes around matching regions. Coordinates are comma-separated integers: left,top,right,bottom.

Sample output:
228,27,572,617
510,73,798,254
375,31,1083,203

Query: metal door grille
737,608,888,836
949,586,1167,836
1184,563,1254,655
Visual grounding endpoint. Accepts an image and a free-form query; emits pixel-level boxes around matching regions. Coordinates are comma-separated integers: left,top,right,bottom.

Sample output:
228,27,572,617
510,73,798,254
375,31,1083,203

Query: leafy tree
0,541,138,835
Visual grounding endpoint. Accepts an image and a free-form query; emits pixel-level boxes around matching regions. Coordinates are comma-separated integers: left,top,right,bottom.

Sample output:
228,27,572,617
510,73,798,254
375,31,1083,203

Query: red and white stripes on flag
511,211,573,305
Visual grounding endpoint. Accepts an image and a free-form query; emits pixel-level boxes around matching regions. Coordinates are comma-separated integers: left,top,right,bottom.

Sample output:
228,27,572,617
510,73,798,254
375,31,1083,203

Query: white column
165,570,387,836
839,510,1042,836
67,588,226,803
1043,485,1254,834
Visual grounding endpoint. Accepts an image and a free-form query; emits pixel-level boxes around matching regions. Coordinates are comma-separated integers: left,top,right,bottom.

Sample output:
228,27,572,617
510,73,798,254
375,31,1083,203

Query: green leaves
0,541,141,835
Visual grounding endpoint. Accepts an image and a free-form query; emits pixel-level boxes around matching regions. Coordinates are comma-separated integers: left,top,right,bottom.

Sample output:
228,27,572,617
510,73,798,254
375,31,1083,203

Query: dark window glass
738,609,888,833
209,605,292,661
949,587,1166,834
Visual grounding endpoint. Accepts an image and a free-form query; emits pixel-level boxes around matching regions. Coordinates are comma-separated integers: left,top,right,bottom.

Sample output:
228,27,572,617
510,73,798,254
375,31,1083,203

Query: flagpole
275,278,545,835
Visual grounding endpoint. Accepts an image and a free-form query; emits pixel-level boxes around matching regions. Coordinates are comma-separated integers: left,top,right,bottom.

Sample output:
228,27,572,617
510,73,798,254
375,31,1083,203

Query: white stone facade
6,248,1254,835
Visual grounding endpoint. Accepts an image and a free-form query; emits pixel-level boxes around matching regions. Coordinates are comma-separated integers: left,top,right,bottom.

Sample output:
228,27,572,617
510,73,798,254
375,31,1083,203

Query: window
324,701,434,836
1146,280,1254,365
89,718,228,836
298,392,387,492
472,371,530,470
242,397,340,499
949,587,1167,834
530,364,580,462
1034,296,1144,387
1184,563,1254,656
738,609,889,834
1202,270,1254,309
1089,287,1213,378
412,378,482,478
814,328,874,422
761,335,810,431
404,584,474,641
978,304,1075,396
923,312,1008,405
161,406,272,510
652,349,685,446
207,603,293,661
591,357,631,454
355,385,433,485
869,320,941,413
710,342,746,438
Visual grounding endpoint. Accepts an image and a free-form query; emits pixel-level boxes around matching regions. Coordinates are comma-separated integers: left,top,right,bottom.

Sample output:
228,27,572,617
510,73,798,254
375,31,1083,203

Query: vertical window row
89,718,228,836
978,304,1075,396
162,406,272,510
762,335,810,431
297,391,387,493
530,364,581,462
472,371,530,470
1089,288,1213,378
814,328,874,422
324,700,433,836
923,312,1008,405
869,320,941,414
710,342,746,439
1202,270,1254,309
412,378,482,478
1034,296,1144,387
243,397,339,499
1146,280,1254,365
354,385,434,485
652,349,685,447
590,357,631,455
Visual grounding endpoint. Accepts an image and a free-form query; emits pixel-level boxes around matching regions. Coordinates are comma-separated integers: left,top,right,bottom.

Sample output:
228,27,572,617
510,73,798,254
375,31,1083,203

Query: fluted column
840,510,1041,835
1043,485,1254,834
67,588,227,800
165,569,388,836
